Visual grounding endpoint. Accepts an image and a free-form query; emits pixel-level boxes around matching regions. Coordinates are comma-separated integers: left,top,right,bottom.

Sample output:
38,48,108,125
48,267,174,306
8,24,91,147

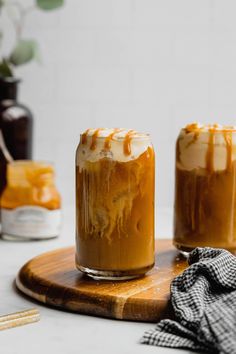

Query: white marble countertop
0,206,199,354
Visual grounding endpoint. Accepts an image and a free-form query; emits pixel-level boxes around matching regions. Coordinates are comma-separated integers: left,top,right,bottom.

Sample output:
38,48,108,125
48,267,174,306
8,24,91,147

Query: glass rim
79,133,151,141
181,126,236,134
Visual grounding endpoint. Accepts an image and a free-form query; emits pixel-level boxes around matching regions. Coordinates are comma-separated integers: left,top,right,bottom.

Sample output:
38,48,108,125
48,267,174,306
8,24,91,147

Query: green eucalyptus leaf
0,59,13,77
33,42,41,64
36,0,64,11
9,39,38,66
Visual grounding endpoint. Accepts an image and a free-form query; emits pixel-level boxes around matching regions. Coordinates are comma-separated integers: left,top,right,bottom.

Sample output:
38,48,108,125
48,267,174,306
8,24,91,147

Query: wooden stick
0,308,40,331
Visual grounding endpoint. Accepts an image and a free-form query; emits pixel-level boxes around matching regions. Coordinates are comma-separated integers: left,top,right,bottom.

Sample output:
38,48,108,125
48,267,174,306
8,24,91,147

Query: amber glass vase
0,77,33,196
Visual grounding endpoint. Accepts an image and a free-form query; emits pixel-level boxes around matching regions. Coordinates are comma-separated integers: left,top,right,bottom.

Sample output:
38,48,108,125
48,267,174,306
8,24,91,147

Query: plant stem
6,1,36,40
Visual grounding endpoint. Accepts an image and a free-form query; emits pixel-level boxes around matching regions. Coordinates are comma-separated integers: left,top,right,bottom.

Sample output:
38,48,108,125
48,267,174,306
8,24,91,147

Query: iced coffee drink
76,128,155,279
174,123,236,252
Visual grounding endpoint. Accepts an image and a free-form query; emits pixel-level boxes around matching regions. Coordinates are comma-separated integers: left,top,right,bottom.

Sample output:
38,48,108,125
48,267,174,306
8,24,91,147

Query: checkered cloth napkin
141,247,236,354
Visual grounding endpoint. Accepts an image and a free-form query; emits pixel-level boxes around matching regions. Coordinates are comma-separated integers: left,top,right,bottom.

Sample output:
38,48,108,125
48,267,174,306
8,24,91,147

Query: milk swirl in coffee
76,128,155,279
174,123,236,252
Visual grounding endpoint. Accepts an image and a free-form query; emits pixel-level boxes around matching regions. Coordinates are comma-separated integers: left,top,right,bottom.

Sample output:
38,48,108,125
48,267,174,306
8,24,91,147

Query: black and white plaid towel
141,247,236,354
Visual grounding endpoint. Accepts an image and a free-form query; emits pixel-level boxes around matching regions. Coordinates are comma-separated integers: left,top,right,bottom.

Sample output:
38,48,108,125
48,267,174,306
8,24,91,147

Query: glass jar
0,77,33,196
76,128,155,280
174,123,236,252
0,161,61,241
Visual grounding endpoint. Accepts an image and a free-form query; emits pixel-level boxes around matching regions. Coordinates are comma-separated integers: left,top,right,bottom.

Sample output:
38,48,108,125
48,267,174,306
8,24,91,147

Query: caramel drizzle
183,123,235,172
206,127,215,173
123,130,136,156
224,131,232,170
184,122,202,134
185,122,236,134
90,128,103,151
206,125,234,172
186,130,200,148
104,128,123,150
81,129,90,144
184,123,203,148
81,128,138,156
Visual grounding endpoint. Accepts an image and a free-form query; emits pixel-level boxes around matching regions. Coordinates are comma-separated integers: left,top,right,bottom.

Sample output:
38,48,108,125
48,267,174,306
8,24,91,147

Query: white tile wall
6,0,236,207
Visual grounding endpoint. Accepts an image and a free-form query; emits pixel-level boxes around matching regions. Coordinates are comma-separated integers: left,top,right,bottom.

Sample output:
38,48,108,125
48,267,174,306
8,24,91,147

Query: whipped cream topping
76,128,152,167
177,123,236,171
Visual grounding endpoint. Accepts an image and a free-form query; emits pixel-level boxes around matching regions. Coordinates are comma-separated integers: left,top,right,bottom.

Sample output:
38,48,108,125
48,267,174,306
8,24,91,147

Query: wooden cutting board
16,239,188,322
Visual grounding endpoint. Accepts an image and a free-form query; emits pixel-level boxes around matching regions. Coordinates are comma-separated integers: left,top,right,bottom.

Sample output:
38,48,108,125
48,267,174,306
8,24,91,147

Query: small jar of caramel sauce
76,128,155,280
0,160,61,240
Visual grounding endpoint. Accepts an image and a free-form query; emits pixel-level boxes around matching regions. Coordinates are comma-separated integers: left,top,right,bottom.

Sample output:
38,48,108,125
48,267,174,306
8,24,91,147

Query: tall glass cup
76,128,155,280
174,123,236,252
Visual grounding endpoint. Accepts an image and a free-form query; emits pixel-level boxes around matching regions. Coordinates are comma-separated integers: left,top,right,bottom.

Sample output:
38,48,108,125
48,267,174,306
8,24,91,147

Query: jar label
1,206,61,239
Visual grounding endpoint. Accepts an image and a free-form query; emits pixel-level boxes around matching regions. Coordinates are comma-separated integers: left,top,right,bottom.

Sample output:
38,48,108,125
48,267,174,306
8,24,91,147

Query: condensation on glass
75,128,155,280
174,123,236,252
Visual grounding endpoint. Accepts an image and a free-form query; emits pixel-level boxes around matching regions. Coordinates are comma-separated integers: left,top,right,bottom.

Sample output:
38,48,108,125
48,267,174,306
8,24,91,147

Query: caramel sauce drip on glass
205,124,234,173
184,123,234,172
224,131,233,171
104,129,122,150
90,128,103,151
81,129,90,145
82,129,140,156
123,130,136,156
184,122,202,133
206,127,215,173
